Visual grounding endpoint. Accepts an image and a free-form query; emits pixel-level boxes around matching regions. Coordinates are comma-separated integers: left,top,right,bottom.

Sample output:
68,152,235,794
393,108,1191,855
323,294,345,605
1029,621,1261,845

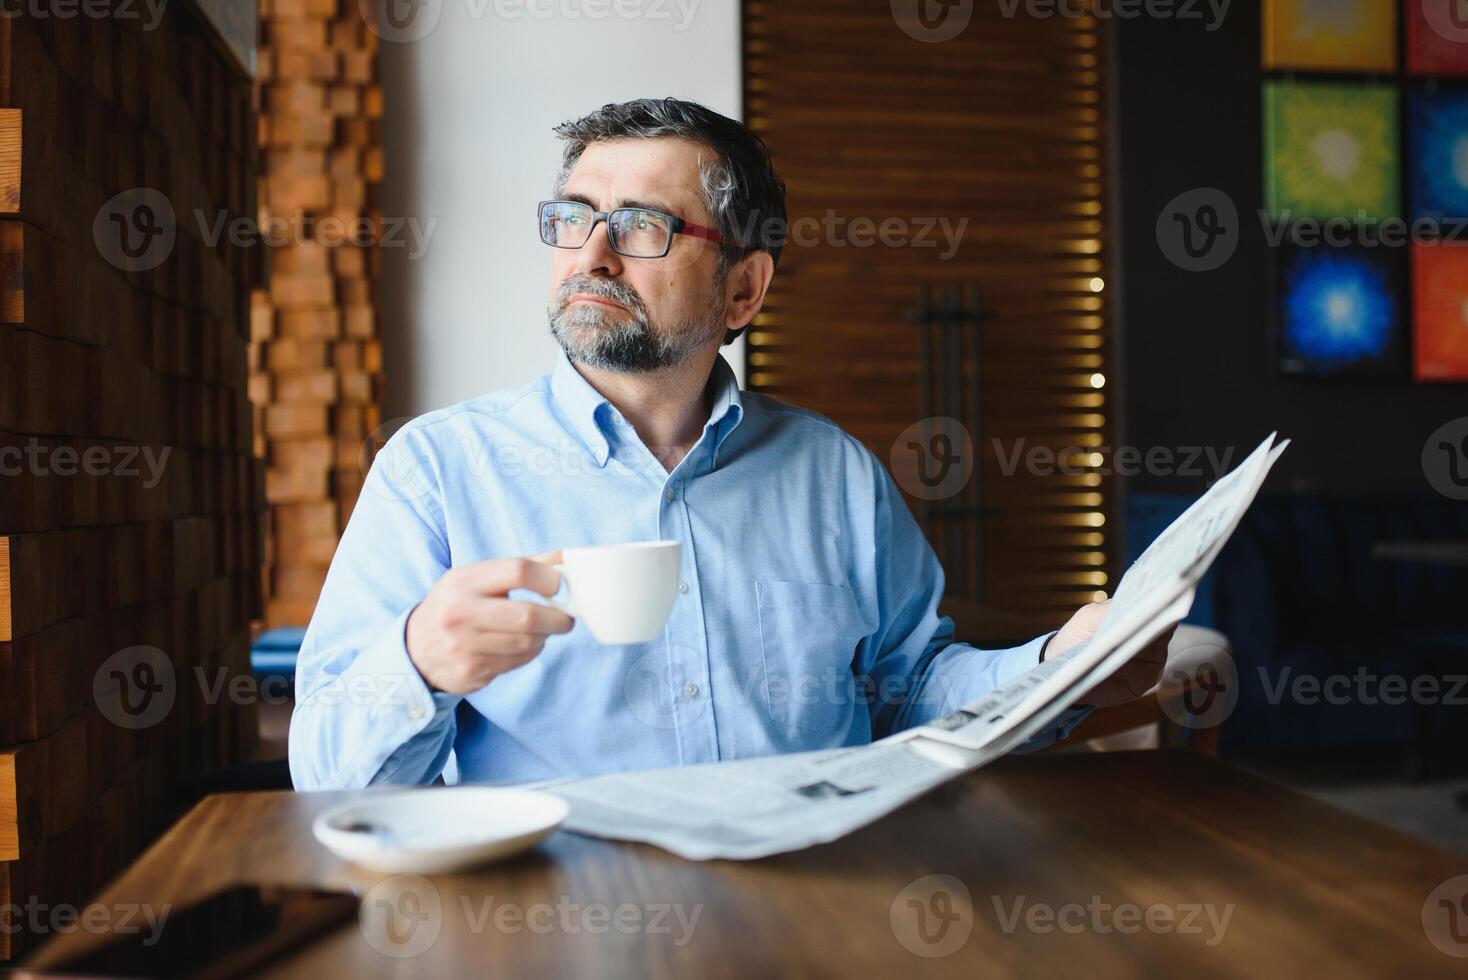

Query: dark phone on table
40,884,358,979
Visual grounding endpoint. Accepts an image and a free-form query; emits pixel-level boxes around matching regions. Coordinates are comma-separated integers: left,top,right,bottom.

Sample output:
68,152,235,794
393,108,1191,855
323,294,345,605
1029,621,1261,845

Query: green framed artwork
1263,81,1400,220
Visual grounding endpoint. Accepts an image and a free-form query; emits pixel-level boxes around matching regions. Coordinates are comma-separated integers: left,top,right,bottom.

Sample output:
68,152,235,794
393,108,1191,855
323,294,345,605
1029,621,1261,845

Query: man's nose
575,219,623,277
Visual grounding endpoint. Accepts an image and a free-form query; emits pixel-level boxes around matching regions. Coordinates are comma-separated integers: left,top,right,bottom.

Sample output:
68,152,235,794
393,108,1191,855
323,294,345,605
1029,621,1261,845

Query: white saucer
312,787,569,873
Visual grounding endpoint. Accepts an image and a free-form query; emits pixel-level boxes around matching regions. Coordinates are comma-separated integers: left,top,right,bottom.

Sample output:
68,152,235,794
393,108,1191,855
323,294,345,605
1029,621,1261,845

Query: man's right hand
405,552,574,694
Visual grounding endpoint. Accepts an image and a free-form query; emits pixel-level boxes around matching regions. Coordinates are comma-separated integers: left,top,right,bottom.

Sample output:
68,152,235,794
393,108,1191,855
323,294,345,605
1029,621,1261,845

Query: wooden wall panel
0,3,262,959
251,0,383,629
744,0,1115,644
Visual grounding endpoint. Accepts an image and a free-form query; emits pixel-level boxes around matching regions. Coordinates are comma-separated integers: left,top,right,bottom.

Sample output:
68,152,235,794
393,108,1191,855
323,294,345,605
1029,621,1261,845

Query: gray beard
548,274,722,373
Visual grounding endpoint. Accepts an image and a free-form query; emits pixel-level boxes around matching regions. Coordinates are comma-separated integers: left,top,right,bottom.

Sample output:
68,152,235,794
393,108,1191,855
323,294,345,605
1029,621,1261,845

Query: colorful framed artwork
1407,0,1468,76
1408,89,1468,220
1263,0,1398,72
1264,81,1401,221
1412,243,1468,380
1271,239,1407,377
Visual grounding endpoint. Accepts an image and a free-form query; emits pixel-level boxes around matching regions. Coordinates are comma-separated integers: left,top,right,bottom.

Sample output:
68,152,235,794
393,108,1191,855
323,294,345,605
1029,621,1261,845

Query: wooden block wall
252,0,384,628
0,5,263,960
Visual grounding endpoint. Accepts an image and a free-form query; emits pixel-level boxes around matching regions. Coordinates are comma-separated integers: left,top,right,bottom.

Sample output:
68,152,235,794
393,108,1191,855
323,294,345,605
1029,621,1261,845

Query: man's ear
723,251,776,335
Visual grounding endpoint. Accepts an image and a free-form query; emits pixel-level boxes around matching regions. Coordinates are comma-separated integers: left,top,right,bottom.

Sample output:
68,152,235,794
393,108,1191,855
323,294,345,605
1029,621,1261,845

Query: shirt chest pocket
756,579,872,734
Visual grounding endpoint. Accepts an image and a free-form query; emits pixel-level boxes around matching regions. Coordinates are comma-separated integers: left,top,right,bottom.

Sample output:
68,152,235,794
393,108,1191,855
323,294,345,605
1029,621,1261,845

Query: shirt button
665,488,674,502
683,683,700,700
678,581,689,594
409,705,425,719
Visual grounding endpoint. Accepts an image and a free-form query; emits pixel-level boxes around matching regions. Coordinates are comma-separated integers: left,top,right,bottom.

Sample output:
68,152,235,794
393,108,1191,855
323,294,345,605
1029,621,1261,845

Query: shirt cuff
329,609,461,785
992,631,1057,688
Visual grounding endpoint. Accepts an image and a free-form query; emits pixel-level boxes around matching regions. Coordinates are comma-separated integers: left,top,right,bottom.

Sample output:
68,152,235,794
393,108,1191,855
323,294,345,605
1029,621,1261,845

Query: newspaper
533,434,1289,860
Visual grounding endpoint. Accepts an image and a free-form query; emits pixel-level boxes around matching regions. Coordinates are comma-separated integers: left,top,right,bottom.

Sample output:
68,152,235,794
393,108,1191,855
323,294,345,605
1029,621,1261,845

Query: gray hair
551,99,788,342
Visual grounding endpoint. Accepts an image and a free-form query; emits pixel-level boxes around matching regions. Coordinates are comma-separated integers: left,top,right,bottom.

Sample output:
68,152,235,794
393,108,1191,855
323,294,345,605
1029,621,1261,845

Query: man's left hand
1045,600,1174,708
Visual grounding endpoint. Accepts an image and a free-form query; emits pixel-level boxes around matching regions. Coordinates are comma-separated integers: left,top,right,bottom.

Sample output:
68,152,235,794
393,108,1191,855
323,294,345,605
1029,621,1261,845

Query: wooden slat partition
250,0,384,629
0,3,262,959
744,0,1114,643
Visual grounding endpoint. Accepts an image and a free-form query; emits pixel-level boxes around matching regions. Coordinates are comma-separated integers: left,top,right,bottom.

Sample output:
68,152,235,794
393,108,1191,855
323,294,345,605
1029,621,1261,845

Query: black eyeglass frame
537,200,727,259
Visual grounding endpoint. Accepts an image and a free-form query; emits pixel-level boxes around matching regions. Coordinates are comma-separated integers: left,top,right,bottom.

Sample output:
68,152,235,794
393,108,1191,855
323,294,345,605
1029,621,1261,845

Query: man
289,98,1166,790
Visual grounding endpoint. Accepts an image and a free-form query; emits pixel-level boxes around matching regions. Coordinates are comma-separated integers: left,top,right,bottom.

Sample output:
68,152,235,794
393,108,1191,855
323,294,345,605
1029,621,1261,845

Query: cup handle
549,563,579,619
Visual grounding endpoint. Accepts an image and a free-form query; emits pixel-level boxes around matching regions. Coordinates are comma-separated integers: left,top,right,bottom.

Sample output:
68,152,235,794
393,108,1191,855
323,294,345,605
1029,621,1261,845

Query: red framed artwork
1412,243,1468,380
1408,0,1468,76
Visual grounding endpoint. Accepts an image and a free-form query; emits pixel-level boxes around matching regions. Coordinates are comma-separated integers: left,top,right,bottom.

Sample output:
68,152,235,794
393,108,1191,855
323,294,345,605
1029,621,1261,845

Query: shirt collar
549,348,745,469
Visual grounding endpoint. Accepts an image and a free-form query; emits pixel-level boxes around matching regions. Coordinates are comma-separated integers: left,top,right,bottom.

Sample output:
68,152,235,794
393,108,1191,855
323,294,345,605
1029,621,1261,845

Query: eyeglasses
538,200,725,259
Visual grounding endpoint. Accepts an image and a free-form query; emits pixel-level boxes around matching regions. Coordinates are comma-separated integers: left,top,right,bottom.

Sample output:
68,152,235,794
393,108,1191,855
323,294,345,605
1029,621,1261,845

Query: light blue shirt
289,351,1083,790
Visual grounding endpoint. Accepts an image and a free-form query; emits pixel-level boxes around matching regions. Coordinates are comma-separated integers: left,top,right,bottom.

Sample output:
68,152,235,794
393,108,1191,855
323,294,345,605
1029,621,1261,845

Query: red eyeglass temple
678,221,725,246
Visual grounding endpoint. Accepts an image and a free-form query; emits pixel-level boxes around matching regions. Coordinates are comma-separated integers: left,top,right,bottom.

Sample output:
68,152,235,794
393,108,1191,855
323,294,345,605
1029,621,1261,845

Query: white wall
378,0,744,420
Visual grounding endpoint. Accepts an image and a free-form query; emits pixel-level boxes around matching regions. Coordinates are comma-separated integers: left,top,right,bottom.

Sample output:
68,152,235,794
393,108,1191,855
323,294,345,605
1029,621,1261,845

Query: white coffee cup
549,541,682,645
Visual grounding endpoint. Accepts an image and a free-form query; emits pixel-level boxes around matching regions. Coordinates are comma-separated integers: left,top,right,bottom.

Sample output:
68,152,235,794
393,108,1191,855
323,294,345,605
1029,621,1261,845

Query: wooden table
24,751,1466,977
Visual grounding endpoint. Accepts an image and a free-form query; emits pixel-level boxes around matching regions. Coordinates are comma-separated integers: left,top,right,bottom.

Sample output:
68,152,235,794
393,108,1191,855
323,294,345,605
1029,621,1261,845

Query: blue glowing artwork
1274,245,1405,377
1409,90,1468,220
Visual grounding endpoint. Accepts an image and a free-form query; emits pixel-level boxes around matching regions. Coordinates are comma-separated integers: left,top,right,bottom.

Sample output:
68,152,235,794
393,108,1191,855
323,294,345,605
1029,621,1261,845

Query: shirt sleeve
288,425,463,790
852,445,1092,750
